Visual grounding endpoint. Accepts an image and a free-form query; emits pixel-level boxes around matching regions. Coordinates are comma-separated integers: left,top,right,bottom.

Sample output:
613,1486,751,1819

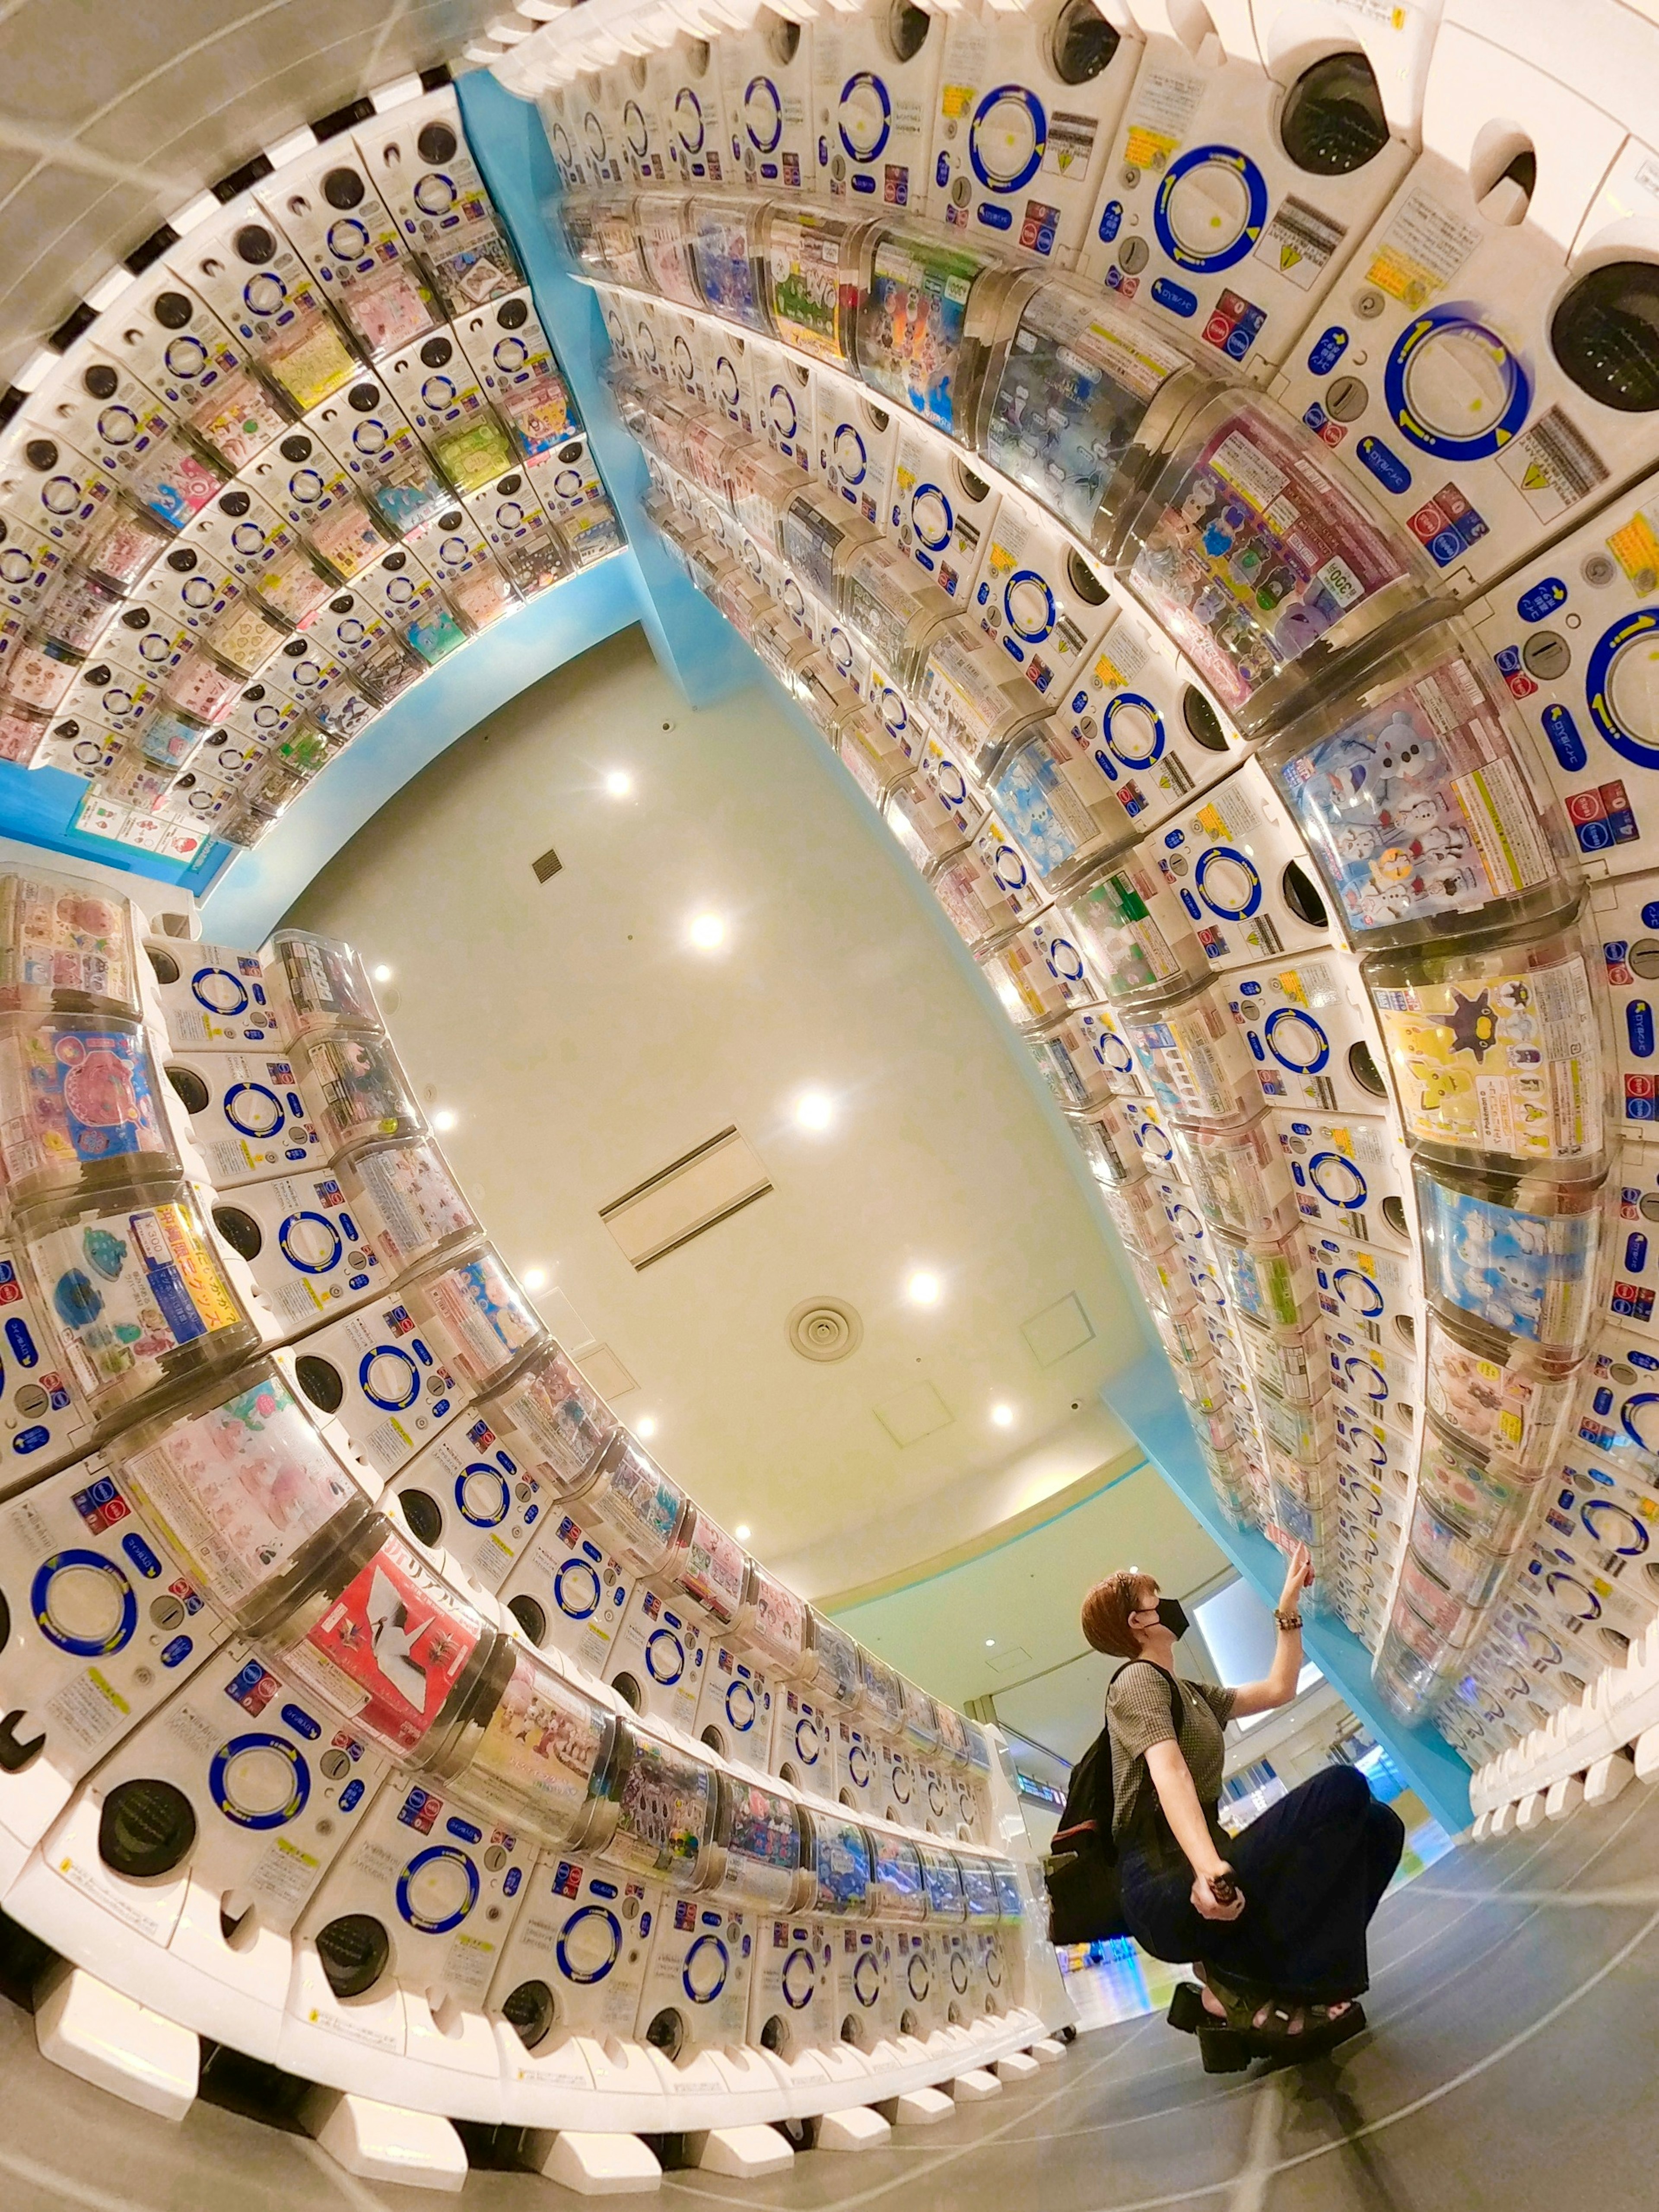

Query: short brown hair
1081,1570,1157,1660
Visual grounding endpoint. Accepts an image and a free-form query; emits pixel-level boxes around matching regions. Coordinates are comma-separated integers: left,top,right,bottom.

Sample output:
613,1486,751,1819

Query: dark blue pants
1118,1764,1406,2004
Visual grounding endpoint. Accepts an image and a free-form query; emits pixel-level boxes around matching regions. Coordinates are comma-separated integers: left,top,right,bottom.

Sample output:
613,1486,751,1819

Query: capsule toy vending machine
607,55,676,186
812,1,944,213
889,415,1001,608
383,1406,551,1612
632,1771,804,2108
929,0,1141,265
817,366,900,530
693,1559,788,1775
0,1458,229,1880
842,1821,922,2053
284,1653,611,2115
1153,755,1342,971
771,1604,858,1801
1223,951,1392,1117
747,1802,869,2083
165,206,359,418
275,1277,465,1493
1274,7,1659,598
455,290,580,465
354,89,525,321
561,1434,695,1732
720,8,815,192
257,143,441,364
25,1642,390,2056
610,1503,748,1749
98,262,289,475
1080,0,1424,374
655,35,732,188
971,488,1119,700
202,1164,391,1343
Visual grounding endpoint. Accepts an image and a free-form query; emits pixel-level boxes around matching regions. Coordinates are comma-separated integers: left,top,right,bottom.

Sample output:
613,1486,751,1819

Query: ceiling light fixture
991,1403,1014,1427
795,1089,833,1131
636,1416,657,1439
687,912,725,951
985,1638,996,1648
372,963,393,983
522,1267,547,1292
906,1270,941,1306
734,1523,751,1543
604,770,632,797
432,1109,458,1132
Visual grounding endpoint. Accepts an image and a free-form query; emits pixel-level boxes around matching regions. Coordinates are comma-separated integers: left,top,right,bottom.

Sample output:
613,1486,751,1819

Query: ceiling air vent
600,1127,772,1270
788,1297,863,1362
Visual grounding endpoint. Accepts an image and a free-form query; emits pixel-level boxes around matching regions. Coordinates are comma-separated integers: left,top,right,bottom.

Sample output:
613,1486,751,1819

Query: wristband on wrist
1275,1608,1303,1631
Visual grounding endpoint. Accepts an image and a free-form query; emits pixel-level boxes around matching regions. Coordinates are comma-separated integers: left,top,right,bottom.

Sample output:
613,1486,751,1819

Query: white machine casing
1274,1110,1416,1251
497,1504,633,1681
889,415,1001,606
159,1046,329,1189
283,1770,538,2104
928,0,1143,268
30,1641,388,2029
1079,0,1425,374
693,1642,776,1773
971,488,1119,697
0,1457,227,1862
655,35,735,188
454,290,580,464
1274,6,1659,599
485,1841,661,2059
603,1579,710,1738
274,1287,467,1488
811,3,945,216
817,360,900,528
381,1409,553,1600
352,87,524,322
0,1240,96,1487
1225,951,1393,1115
203,1167,389,1342
1152,756,1343,971
142,939,276,1052
719,9,816,193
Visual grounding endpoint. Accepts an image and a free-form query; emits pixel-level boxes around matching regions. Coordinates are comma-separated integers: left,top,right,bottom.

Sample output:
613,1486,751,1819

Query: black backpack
1043,1661,1185,1946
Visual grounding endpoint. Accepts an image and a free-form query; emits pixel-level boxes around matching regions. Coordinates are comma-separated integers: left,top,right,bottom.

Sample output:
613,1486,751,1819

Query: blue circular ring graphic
682,1932,729,2004
831,423,870,486
673,88,707,156
744,75,784,154
553,1556,602,1620
1100,691,1165,768
222,1081,284,1138
397,1845,479,1935
278,1211,342,1275
645,1625,686,1685
1003,567,1056,643
725,1677,757,1731
191,967,249,1016
1585,608,1659,769
1152,146,1268,273
838,72,891,163
1192,842,1261,920
1263,1006,1331,1073
852,1950,882,2006
1308,1150,1368,1208
1620,1390,1659,1454
1335,1267,1385,1319
359,1343,420,1411
909,481,953,552
783,1947,817,2008
557,1904,622,1983
210,1732,310,1829
1382,307,1531,460
969,84,1046,194
454,1463,511,1529
33,1549,136,1657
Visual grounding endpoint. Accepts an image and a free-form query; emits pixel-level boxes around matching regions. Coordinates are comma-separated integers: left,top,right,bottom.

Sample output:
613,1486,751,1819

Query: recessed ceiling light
734,1523,751,1543
522,1267,547,1292
991,1403,1014,1427
636,1416,657,1439
985,1638,996,1648
432,1109,457,1132
795,1090,833,1131
688,912,725,950
372,964,393,983
906,1270,941,1306
604,770,632,797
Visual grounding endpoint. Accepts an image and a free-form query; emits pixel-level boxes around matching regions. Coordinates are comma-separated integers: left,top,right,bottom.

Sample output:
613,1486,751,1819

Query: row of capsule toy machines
0,873,1038,2121
0,80,622,869
537,0,1659,1775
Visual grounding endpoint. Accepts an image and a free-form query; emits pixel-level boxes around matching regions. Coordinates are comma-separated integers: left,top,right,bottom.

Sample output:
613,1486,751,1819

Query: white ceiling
289,625,1156,1588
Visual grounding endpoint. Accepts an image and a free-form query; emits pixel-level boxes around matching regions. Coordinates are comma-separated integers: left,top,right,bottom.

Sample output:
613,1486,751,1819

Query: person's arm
1143,1738,1241,1921
1229,1542,1315,1719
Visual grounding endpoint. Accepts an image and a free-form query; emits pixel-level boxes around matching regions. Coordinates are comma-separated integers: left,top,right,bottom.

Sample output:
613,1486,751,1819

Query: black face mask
1156,1598,1189,1642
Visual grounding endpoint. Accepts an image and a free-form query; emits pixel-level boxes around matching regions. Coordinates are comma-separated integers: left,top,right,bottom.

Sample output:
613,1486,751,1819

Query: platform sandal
1166,1976,1366,2072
